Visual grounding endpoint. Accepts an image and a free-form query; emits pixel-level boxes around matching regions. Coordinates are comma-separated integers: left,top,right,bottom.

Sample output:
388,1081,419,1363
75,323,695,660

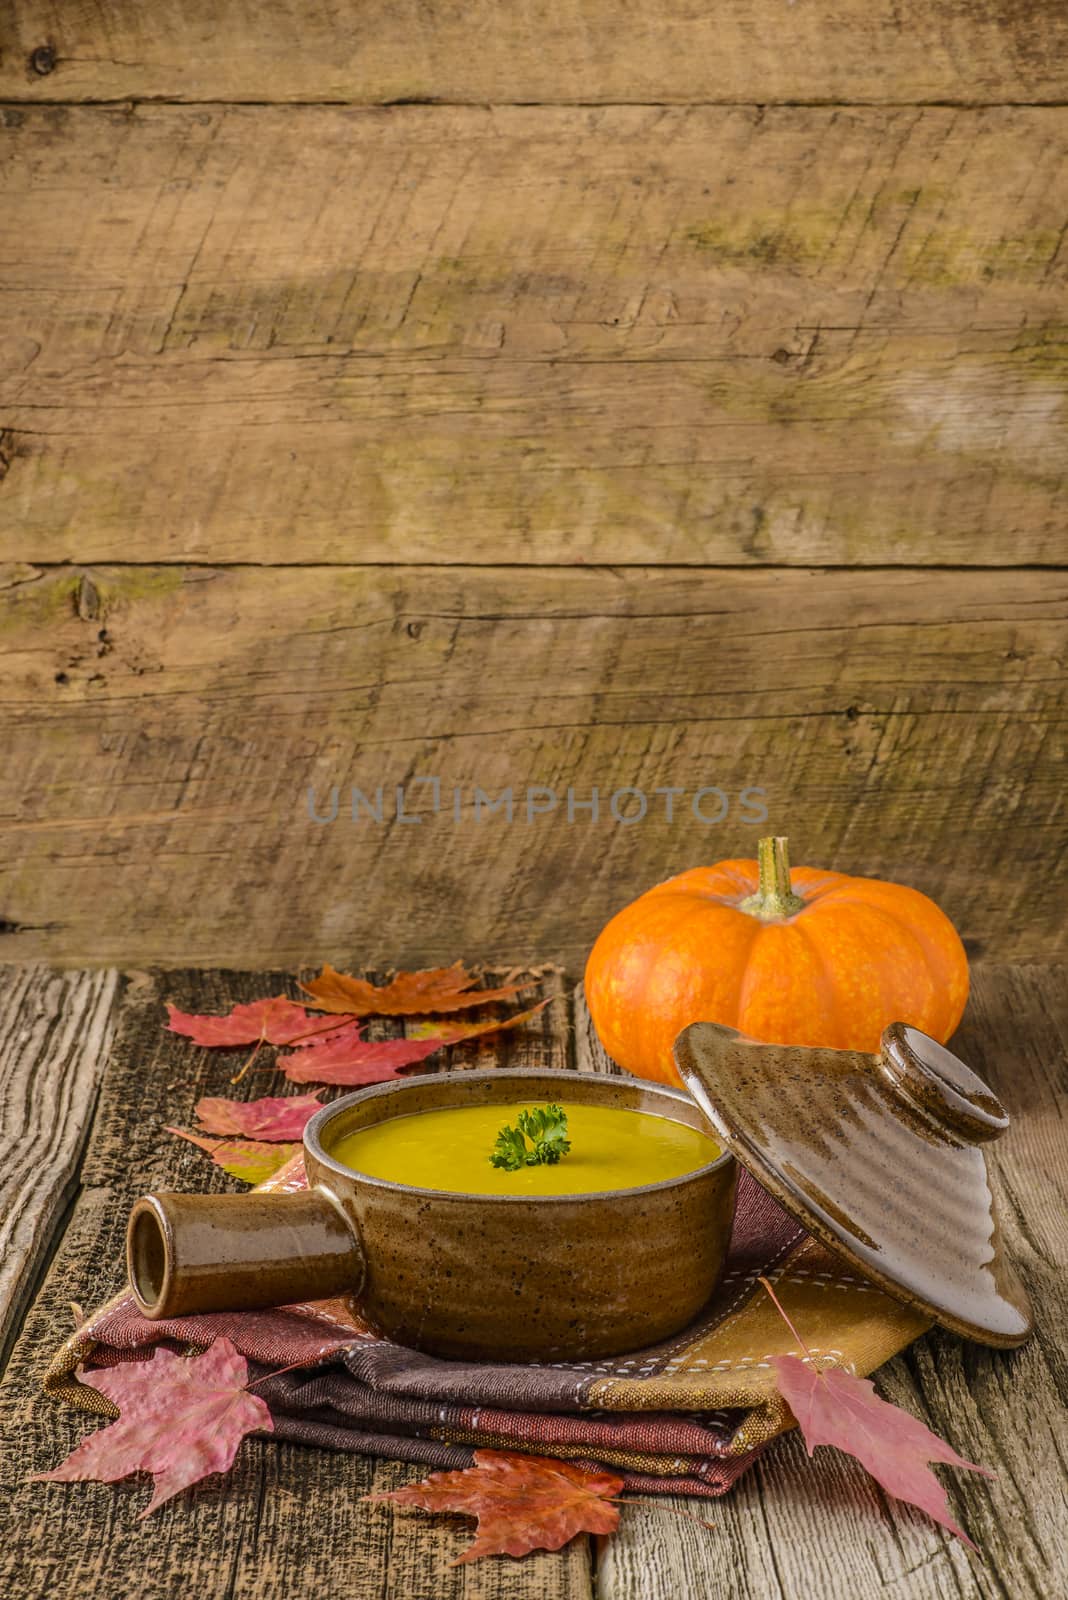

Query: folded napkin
45,1156,929,1497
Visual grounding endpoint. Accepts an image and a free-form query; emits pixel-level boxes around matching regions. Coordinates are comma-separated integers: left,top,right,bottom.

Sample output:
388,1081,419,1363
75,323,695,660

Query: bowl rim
303,1066,734,1203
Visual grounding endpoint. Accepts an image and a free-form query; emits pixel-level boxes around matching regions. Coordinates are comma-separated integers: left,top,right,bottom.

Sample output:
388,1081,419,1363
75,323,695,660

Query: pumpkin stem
740,836,805,922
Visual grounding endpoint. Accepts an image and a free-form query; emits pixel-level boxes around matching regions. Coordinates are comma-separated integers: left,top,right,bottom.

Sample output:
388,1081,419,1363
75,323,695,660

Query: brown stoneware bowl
127,1068,737,1362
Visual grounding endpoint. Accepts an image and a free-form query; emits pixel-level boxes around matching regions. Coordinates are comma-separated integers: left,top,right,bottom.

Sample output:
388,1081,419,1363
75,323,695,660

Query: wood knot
29,44,56,75
76,574,100,621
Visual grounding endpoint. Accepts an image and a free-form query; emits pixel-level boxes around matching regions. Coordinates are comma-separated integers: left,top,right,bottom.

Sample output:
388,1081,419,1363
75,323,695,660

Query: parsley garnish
489,1104,571,1171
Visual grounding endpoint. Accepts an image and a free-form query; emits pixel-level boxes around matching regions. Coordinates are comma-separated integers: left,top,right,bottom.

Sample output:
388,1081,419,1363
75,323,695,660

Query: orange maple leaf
300,962,531,1017
368,1449,623,1562
407,998,551,1042
165,1128,302,1184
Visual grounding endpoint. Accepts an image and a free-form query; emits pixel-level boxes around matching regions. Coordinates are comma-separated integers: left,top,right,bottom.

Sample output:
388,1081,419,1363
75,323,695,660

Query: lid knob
879,1023,1009,1144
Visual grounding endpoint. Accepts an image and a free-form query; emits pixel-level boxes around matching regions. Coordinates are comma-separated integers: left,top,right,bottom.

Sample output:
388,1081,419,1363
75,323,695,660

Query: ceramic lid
673,1020,1032,1348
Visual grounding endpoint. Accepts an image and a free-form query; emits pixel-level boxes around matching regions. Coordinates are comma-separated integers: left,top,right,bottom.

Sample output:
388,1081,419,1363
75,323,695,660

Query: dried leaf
300,962,530,1017
166,1127,302,1184
278,1001,553,1086
762,1278,993,1548
369,1449,623,1563
33,1337,272,1517
193,1092,324,1141
277,1024,447,1086
165,996,347,1048
408,998,551,1041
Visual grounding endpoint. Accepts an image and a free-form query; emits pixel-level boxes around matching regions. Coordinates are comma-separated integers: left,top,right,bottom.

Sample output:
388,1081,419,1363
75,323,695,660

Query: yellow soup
327,1101,720,1196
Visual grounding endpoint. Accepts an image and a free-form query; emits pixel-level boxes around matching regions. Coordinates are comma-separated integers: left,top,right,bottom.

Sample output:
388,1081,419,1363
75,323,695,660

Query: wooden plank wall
1,4,1065,970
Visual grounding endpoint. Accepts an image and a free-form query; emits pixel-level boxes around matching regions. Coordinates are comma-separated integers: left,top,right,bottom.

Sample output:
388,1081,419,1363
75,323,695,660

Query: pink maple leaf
761,1278,994,1548
192,1092,324,1140
278,1000,552,1086
277,1021,447,1085
33,1337,272,1517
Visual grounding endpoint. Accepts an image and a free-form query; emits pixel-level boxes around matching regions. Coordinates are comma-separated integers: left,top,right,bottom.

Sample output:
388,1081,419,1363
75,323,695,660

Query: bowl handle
127,1187,364,1319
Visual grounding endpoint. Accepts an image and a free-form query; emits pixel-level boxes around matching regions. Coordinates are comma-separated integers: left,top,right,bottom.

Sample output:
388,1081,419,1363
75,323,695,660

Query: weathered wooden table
1,962,1065,1598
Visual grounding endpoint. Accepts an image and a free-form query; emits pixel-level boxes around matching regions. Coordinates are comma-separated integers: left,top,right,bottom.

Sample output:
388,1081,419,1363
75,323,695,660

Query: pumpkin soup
327,1101,720,1196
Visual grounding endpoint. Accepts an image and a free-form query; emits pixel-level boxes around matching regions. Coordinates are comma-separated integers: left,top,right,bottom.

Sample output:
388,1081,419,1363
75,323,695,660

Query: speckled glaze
674,1020,1032,1348
128,1069,737,1362
127,1188,363,1319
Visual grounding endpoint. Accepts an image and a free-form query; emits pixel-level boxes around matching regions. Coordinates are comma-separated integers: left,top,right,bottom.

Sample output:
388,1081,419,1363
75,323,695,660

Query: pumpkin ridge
639,896,741,1074
720,905,768,1033
651,862,760,903
808,885,967,1039
785,867,852,904
656,895,764,1067
714,862,763,897
733,920,829,1046
802,897,937,1041
791,916,847,1048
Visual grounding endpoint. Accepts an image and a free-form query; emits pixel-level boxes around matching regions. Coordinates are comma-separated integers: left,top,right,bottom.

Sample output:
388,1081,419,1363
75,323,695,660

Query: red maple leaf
33,1337,272,1517
277,1022,449,1085
278,1000,552,1086
368,1449,623,1562
192,1091,324,1140
165,997,351,1048
761,1278,994,1548
300,962,530,1017
165,1128,302,1184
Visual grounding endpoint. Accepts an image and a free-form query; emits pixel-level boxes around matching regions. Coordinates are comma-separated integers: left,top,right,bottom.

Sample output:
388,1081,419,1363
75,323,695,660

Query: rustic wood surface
0,965,122,1371
2,0,1065,1590
2,105,1067,567
581,965,1068,1598
0,964,593,1600
0,962,1064,1599
0,564,1063,971
3,0,1068,104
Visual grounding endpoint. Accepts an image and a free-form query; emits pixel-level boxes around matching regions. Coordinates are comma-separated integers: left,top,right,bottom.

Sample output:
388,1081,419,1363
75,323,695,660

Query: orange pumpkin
585,836,969,1086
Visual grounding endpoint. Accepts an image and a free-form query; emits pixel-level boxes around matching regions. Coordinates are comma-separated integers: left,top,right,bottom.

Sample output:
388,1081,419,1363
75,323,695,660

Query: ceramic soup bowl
127,1068,737,1362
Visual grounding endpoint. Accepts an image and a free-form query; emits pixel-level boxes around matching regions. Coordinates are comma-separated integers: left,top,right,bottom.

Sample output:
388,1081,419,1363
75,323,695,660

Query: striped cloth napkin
45,1155,929,1497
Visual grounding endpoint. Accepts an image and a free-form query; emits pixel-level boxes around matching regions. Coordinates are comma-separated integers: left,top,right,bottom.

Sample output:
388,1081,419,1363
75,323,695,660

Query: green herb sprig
489,1104,571,1172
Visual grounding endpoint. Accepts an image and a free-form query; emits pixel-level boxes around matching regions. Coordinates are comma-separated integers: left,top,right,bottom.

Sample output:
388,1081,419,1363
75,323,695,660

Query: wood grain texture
1,563,1064,970
588,963,1068,1599
1,964,1062,1597
0,965,122,1374
0,964,590,1600
2,104,1067,566
3,0,1068,104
